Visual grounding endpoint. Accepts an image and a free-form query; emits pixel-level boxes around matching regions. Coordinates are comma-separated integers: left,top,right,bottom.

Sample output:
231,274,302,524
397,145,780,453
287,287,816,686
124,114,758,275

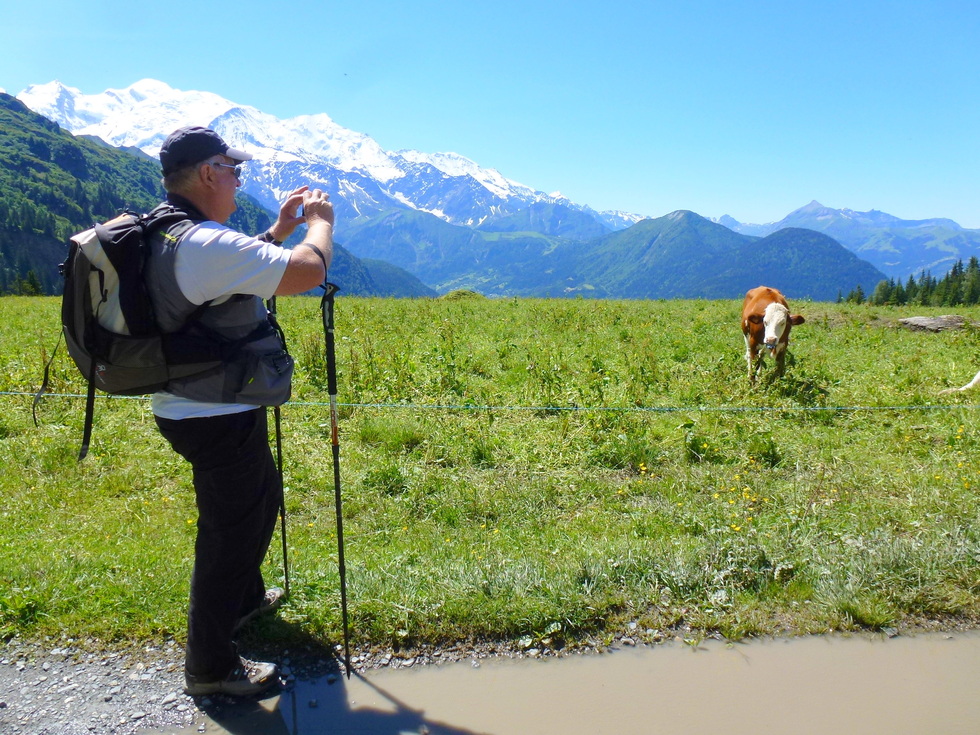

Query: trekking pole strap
32,331,63,428
78,370,97,461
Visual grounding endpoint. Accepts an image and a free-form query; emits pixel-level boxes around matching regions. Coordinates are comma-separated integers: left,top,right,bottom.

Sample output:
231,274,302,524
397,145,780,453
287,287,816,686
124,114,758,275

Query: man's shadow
191,620,488,735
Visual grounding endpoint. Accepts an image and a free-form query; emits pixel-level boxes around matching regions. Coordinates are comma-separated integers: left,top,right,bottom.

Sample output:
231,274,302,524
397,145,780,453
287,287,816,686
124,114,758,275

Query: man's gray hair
162,160,209,194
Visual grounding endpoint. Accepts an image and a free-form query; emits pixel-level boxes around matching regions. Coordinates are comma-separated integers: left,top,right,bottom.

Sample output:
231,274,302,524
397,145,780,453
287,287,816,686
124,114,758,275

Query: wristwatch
258,230,283,245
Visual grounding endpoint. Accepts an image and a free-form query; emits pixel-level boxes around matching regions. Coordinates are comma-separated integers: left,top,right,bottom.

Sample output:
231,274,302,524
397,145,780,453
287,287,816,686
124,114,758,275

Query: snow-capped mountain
17,79,643,233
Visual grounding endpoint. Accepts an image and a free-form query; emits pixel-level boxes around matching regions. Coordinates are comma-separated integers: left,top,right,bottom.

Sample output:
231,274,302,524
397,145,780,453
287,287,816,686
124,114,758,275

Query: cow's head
762,302,805,352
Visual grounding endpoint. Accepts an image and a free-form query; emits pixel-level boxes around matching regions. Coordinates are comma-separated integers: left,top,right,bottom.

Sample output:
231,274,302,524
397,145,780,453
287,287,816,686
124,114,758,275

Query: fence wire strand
6,390,978,415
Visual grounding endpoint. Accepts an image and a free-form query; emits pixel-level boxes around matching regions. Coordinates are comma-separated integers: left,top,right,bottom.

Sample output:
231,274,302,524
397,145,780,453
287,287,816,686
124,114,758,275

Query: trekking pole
320,282,352,678
267,295,291,598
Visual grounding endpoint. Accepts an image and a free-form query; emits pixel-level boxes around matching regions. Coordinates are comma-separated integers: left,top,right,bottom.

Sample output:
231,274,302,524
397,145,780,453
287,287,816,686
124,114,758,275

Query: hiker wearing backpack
148,126,334,697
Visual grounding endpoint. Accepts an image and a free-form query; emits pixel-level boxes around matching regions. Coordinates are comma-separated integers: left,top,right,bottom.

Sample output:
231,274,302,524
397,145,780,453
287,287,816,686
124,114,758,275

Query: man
149,126,333,697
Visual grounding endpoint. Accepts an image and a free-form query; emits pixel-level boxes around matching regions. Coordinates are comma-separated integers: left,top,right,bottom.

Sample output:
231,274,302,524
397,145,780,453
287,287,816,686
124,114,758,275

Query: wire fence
5,390,979,416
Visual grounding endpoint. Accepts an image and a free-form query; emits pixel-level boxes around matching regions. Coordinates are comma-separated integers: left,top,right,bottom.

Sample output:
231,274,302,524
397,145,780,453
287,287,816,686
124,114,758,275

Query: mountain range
717,200,980,280
337,206,885,300
7,79,976,299
16,80,641,237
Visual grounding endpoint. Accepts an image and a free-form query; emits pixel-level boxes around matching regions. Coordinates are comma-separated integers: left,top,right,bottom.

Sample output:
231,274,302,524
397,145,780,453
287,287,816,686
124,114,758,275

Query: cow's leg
940,369,980,394
744,335,758,383
774,345,787,376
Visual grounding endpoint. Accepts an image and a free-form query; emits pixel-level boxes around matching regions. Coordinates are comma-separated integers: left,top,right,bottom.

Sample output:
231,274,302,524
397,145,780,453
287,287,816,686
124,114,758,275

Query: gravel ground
0,627,624,735
0,635,370,735
0,637,196,734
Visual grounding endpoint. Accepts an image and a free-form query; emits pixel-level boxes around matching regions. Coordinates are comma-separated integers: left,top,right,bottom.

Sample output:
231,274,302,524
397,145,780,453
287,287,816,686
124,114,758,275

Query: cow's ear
747,314,764,324
791,314,805,325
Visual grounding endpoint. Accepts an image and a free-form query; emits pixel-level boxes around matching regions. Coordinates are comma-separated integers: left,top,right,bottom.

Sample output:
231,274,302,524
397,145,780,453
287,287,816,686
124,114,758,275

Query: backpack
43,206,228,459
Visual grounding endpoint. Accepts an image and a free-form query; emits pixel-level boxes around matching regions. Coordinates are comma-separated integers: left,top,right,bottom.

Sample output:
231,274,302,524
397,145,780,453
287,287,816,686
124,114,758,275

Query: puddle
165,631,980,734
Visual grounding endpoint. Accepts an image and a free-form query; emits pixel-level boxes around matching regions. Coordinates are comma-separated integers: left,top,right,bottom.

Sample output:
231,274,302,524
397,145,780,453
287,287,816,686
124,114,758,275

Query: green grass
3,295,980,653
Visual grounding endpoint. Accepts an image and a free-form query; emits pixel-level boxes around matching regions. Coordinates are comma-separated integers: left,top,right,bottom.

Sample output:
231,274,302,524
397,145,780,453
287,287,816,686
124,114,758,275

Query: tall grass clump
3,295,980,652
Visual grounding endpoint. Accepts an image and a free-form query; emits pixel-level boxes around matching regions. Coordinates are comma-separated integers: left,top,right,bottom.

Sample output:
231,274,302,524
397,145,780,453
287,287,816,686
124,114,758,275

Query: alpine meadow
3,293,980,655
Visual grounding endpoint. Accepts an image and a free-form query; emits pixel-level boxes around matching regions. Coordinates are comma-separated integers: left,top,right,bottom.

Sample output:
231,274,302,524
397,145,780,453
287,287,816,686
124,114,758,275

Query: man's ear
197,161,218,189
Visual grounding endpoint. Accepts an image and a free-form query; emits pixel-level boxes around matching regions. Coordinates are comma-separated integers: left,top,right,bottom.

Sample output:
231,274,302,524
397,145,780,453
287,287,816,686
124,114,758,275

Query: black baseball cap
159,126,253,175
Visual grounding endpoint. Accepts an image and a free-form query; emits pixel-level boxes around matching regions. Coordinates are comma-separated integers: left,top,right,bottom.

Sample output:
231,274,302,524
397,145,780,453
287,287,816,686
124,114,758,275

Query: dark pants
155,408,281,679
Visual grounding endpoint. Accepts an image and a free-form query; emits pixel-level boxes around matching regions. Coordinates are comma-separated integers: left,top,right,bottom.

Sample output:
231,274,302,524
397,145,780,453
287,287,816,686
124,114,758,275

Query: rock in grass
899,315,975,331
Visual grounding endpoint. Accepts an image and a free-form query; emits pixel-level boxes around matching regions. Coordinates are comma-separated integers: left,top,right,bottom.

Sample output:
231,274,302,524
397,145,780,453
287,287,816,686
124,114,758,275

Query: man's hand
303,188,335,230
266,186,311,243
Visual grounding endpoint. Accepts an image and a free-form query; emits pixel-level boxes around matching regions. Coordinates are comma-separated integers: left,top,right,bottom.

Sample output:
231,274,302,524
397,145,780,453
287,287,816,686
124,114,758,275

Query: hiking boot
234,587,286,633
184,657,279,697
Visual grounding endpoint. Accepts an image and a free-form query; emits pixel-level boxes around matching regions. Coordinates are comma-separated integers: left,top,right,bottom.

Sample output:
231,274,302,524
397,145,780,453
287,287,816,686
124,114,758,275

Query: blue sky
3,0,978,227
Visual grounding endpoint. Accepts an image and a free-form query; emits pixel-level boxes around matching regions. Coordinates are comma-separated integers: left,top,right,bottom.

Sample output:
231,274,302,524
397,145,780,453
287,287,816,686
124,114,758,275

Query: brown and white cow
741,286,805,383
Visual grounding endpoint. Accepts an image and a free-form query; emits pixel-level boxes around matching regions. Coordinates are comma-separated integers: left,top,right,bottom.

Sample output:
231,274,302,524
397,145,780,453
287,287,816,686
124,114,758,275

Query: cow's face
762,302,791,351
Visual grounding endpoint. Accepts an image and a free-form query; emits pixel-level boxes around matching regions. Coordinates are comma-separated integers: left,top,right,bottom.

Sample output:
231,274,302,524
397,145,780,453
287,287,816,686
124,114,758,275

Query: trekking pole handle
321,282,340,396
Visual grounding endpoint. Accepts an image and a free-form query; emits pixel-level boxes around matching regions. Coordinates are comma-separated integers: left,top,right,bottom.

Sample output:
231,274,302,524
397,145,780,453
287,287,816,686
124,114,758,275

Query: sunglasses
211,161,243,179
